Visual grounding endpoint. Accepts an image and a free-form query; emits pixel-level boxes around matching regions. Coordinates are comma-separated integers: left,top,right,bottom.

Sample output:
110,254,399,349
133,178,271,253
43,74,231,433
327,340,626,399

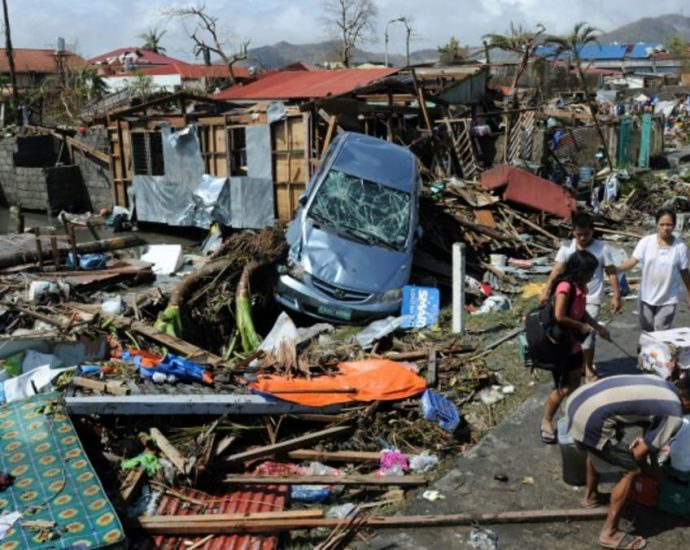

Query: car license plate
317,304,352,321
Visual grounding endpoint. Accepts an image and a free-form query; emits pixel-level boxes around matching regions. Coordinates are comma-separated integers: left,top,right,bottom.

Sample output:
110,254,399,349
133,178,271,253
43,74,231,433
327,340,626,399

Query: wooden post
50,235,60,270
67,223,79,270
34,228,44,271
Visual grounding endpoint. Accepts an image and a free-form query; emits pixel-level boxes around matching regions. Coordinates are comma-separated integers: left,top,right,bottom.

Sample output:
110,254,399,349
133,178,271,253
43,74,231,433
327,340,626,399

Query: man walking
540,212,621,382
566,374,683,550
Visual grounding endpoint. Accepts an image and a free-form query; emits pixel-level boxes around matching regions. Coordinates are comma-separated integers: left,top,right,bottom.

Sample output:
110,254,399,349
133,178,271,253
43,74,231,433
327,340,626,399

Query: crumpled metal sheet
133,124,207,227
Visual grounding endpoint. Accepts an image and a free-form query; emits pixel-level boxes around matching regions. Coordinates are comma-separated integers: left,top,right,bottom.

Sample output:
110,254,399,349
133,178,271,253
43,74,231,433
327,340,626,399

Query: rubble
0,51,689,550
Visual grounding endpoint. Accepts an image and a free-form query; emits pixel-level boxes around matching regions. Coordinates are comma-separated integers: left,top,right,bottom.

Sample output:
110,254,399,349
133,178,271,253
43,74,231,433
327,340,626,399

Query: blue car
275,132,422,323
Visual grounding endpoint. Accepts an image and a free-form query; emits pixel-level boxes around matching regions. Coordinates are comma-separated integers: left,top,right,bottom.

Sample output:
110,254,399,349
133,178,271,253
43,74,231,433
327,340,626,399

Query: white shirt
633,234,689,306
555,239,613,305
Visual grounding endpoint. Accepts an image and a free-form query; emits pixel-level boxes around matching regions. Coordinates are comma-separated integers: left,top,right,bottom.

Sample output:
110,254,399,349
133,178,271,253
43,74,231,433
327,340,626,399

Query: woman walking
540,250,610,444
617,207,690,332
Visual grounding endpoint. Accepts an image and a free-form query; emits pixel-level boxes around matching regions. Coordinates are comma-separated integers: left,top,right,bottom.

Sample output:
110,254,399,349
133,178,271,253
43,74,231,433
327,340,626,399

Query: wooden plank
321,116,337,156
131,507,608,535
226,425,352,464
72,376,129,396
286,449,381,463
119,467,146,506
150,427,186,474
474,209,497,229
223,474,425,486
139,510,324,525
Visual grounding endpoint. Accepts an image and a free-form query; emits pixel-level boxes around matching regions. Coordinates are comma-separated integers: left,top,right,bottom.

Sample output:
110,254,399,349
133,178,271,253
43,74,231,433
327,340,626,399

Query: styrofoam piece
140,244,184,275
641,328,690,370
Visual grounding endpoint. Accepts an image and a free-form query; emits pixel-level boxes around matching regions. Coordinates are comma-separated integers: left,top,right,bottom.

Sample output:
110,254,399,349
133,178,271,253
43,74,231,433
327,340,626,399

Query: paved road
363,275,690,549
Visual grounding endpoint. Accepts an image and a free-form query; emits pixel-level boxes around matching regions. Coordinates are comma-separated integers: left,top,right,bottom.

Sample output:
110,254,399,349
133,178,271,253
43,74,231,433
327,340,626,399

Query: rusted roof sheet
480,164,576,219
214,68,399,100
0,49,86,73
141,484,288,550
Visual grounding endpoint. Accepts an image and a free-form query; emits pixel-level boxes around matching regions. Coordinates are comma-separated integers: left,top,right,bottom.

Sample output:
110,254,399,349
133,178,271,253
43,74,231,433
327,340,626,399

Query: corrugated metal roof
0,48,86,73
141,484,288,550
214,68,399,100
139,62,250,79
630,43,663,59
577,44,628,60
88,47,188,66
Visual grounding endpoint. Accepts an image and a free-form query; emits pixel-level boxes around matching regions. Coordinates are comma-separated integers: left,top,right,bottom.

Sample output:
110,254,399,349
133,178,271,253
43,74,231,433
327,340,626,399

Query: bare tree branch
321,0,378,67
162,3,249,84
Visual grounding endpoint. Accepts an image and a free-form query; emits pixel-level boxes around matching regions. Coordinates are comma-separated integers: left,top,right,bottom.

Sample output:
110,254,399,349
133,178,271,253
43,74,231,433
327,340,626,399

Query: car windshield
307,169,412,251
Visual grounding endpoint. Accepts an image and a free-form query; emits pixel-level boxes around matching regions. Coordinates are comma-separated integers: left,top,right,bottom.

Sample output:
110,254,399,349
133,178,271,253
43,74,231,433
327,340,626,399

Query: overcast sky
6,0,689,61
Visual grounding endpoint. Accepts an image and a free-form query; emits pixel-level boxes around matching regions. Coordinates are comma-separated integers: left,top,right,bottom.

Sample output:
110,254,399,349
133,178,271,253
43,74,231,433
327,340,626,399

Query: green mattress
0,392,126,549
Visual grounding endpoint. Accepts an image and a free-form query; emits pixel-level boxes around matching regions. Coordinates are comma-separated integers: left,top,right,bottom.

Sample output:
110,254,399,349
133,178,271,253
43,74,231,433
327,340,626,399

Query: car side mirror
415,226,424,240
298,193,307,206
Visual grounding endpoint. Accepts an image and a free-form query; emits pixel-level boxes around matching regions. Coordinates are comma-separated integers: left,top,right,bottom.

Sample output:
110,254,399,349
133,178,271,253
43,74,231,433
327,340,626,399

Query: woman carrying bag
539,249,611,444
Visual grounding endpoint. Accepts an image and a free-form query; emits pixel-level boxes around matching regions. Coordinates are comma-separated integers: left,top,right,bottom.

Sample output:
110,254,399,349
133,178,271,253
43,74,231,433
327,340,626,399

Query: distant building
88,47,251,93
0,48,86,94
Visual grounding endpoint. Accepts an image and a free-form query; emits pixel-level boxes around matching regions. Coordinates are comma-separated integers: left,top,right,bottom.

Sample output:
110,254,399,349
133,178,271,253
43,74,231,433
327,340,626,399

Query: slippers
539,425,557,445
598,533,646,549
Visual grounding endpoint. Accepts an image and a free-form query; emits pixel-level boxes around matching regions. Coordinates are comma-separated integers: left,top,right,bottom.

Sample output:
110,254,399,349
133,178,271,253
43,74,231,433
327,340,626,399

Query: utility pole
2,0,19,115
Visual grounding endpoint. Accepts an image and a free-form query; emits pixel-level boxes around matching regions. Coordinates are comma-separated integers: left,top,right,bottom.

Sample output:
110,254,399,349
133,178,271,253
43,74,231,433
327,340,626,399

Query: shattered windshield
307,169,412,251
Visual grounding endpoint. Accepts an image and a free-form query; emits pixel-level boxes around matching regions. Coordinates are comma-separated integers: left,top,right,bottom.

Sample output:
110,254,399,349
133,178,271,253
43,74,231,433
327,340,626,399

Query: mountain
599,14,690,44
241,40,438,70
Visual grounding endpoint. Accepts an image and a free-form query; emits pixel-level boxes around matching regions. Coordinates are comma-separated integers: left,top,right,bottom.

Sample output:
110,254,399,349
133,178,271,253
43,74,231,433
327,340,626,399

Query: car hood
295,223,411,293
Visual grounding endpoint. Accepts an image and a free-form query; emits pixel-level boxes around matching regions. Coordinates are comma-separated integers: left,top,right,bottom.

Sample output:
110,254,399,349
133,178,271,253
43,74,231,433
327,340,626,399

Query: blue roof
577,43,627,60
630,42,662,59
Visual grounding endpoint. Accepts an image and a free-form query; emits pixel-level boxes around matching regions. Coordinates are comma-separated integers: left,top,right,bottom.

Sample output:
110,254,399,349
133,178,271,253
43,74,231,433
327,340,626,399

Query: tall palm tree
544,22,613,170
484,22,546,94
139,27,167,54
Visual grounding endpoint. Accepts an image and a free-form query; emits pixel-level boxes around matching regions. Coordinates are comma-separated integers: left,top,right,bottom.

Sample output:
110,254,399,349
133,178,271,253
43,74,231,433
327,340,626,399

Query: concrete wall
72,127,113,211
0,138,17,206
0,129,114,213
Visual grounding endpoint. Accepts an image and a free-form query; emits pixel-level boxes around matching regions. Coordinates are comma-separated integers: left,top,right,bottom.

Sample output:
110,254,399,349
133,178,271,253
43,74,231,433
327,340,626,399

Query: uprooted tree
321,0,378,67
162,3,249,86
544,22,614,171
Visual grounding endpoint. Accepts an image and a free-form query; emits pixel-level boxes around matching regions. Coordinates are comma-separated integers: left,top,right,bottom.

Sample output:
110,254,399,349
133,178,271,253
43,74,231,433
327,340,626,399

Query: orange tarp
249,359,427,407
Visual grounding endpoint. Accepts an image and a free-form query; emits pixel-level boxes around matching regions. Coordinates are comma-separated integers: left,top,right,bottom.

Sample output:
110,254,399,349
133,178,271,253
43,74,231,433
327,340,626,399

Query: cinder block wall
73,127,113,212
15,166,49,210
0,129,114,213
0,139,17,205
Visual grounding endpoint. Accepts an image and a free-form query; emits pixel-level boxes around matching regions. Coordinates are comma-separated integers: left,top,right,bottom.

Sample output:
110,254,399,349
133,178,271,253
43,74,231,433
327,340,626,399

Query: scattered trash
355,316,405,349
422,489,445,501
408,451,439,474
468,525,499,549
472,294,511,315
421,389,460,432
379,449,409,476
479,385,507,405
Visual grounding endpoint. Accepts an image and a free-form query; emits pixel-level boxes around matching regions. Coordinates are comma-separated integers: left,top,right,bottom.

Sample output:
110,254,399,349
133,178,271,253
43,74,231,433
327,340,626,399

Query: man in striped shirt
566,374,683,550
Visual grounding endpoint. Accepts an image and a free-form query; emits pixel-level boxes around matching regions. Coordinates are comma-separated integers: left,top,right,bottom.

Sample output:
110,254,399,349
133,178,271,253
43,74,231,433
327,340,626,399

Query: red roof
139,62,250,79
0,48,86,73
88,47,188,67
215,67,399,100
140,484,287,550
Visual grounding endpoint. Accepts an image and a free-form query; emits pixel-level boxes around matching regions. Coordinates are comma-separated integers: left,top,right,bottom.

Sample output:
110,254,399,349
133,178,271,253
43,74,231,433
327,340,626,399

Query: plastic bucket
490,254,507,267
558,417,587,486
